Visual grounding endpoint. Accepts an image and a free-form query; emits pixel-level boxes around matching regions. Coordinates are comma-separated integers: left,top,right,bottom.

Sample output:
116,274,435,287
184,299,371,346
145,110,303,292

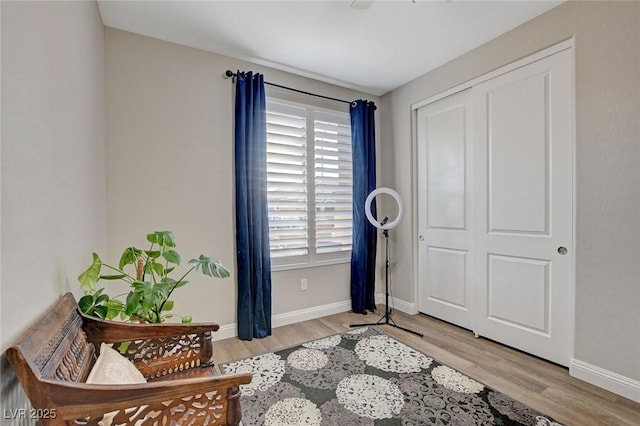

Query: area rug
221,327,563,425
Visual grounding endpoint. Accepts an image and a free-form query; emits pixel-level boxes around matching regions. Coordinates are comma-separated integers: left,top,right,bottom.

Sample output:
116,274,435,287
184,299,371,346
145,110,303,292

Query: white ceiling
97,0,562,96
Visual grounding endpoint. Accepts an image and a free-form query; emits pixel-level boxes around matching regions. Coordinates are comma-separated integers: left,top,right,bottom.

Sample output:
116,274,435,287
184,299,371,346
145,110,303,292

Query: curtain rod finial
225,70,235,79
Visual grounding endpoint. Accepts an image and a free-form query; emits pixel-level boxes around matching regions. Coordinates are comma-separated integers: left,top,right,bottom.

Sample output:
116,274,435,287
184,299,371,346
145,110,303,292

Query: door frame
410,38,576,356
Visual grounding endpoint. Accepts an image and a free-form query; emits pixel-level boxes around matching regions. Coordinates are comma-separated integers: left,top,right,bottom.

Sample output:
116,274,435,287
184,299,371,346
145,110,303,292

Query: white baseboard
213,299,352,341
213,323,238,341
375,293,418,315
570,359,640,403
214,296,420,342
271,300,352,329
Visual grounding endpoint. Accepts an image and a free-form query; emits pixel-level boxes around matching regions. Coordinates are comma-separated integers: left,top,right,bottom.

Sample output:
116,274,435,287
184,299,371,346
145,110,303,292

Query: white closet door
417,89,473,329
471,48,573,366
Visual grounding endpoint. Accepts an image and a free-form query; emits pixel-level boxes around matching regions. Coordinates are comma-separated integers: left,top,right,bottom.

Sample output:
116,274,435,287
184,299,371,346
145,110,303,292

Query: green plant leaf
161,300,174,312
78,289,111,319
119,247,143,270
143,261,163,277
95,293,109,305
118,341,131,353
181,316,192,324
144,260,164,277
99,274,127,280
162,249,181,265
174,280,188,289
138,283,162,310
144,250,161,259
131,280,151,292
78,294,95,314
155,279,173,293
147,231,175,248
125,291,142,315
78,253,102,292
146,232,160,244
152,261,164,277
106,299,125,320
141,295,154,310
152,285,167,302
93,305,108,319
189,255,230,279
132,309,152,323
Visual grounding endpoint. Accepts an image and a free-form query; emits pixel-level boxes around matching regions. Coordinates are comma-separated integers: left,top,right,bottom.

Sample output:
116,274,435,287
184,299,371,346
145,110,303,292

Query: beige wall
0,1,106,350
382,0,640,383
105,28,380,329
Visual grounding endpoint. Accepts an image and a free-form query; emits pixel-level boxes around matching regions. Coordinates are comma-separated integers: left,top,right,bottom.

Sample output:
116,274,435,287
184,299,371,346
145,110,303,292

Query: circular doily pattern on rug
264,397,322,426
431,365,484,394
238,382,307,426
336,374,404,419
355,334,433,373
221,352,285,396
288,346,366,390
303,335,341,349
287,348,329,371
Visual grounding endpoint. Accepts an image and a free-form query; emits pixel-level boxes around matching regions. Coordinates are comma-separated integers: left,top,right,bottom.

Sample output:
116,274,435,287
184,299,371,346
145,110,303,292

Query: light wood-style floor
213,308,640,426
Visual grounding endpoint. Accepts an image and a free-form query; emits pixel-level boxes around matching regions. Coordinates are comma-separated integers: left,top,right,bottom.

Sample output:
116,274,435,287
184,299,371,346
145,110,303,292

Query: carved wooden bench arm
40,373,253,425
81,313,220,342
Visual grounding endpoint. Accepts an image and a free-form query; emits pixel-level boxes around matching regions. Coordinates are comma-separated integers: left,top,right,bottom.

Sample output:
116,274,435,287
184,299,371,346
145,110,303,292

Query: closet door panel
472,48,573,366
417,89,472,329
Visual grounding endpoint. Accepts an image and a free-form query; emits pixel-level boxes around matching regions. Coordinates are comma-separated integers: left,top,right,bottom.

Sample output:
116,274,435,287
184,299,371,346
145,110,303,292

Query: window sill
271,257,350,272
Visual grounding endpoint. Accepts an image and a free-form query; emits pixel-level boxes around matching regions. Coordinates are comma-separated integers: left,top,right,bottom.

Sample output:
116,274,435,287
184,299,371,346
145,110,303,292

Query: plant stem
133,311,153,323
143,242,154,283
111,292,129,299
102,264,136,283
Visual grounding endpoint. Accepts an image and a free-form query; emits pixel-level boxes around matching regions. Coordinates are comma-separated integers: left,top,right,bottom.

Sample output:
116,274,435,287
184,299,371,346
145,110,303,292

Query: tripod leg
349,322,380,328
385,314,424,337
389,323,424,337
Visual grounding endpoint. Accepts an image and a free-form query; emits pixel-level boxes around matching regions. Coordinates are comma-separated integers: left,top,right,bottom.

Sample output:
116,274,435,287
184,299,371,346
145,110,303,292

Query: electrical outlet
300,278,308,291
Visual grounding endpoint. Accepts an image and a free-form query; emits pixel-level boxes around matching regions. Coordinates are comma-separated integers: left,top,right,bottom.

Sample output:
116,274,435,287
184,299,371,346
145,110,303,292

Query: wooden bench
5,293,252,425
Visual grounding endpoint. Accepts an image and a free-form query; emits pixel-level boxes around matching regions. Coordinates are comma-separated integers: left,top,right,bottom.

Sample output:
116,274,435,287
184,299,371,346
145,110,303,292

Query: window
266,99,352,268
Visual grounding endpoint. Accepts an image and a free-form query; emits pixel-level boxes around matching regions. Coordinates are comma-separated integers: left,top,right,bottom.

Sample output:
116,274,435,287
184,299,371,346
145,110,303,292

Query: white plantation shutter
314,112,353,254
266,103,308,258
266,100,352,267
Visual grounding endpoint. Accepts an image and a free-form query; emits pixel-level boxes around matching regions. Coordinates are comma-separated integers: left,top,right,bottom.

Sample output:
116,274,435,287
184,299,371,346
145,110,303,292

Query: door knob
557,247,568,255
419,235,424,241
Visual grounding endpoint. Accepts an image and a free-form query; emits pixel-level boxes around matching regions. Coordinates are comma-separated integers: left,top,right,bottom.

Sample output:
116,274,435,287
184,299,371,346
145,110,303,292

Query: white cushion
86,343,147,425
87,343,147,384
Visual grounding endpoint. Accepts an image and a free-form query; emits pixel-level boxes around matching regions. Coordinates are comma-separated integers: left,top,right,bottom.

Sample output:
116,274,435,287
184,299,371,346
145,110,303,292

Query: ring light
365,187,404,230
351,186,422,336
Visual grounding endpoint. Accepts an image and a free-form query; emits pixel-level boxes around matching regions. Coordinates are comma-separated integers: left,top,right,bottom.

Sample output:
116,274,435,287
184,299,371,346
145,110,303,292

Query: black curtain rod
225,70,353,106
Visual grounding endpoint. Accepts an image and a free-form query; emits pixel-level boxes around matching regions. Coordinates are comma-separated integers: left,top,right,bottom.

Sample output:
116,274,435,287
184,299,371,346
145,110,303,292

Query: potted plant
77,231,229,323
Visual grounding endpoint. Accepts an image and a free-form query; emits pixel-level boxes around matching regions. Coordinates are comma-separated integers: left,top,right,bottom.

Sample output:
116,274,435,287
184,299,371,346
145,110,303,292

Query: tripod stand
350,229,423,337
